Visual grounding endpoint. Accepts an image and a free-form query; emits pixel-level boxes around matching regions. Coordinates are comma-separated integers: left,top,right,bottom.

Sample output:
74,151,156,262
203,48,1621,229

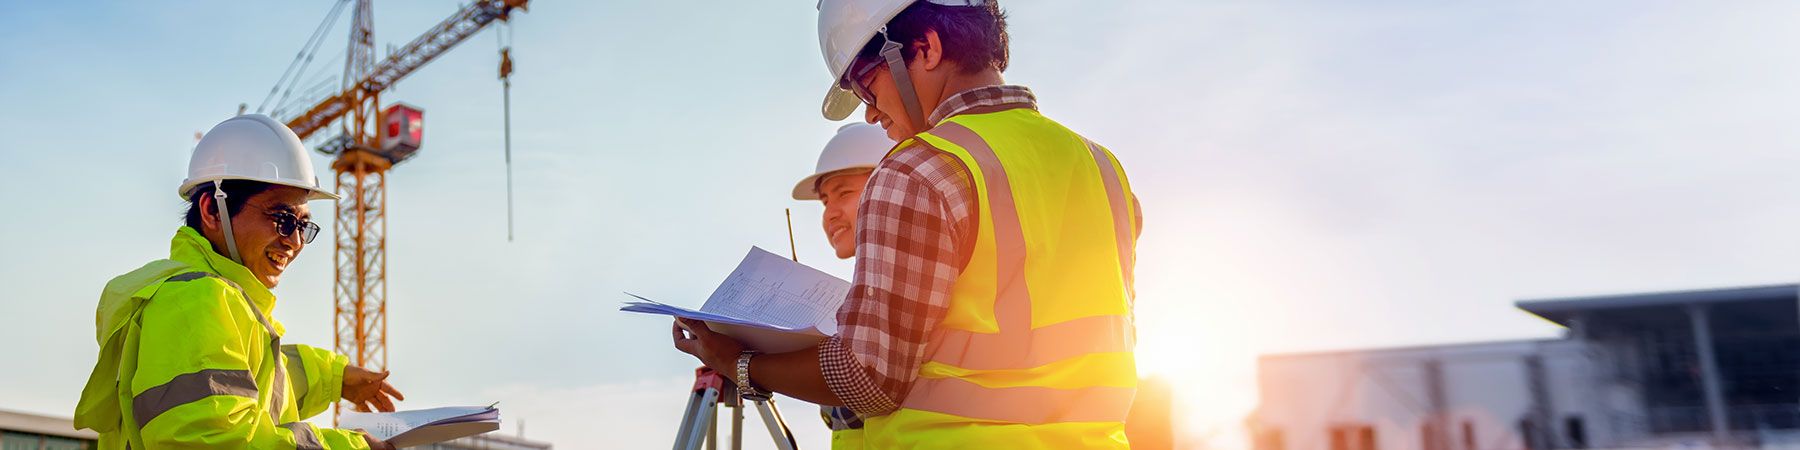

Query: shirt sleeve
820,146,976,417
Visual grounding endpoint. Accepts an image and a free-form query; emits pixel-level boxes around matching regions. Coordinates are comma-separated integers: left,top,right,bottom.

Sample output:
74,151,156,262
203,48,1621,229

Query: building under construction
1251,284,1800,449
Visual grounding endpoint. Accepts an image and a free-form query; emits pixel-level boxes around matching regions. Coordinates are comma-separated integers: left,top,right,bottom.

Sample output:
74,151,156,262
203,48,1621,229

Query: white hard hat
793,123,895,200
817,0,985,121
179,114,338,201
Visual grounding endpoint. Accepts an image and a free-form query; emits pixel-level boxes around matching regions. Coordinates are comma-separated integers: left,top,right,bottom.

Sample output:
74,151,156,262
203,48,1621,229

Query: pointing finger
381,382,405,401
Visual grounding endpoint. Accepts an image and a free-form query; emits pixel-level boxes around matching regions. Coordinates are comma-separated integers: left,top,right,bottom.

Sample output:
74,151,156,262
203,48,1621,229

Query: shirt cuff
819,336,898,416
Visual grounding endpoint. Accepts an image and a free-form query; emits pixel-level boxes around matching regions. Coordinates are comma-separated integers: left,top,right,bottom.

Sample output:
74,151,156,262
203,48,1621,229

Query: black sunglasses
247,204,321,244
839,53,884,107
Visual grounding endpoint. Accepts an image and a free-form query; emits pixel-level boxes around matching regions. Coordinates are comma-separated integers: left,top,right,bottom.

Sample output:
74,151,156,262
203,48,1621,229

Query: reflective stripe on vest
132,369,257,428
893,110,1138,427
1084,137,1137,301
279,422,326,450
280,346,309,402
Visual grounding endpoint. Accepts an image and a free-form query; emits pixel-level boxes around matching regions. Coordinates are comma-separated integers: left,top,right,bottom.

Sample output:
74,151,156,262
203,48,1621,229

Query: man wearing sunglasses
77,114,402,450
673,0,1144,448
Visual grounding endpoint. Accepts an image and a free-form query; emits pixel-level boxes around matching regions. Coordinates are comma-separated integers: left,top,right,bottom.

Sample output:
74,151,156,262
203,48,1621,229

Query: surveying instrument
673,367,799,450
672,214,808,449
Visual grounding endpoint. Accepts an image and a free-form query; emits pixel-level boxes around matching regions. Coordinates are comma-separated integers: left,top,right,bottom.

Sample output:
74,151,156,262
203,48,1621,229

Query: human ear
198,194,222,232
916,29,944,71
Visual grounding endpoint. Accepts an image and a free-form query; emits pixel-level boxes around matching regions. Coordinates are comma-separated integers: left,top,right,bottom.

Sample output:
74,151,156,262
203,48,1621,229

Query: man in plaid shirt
675,0,1141,446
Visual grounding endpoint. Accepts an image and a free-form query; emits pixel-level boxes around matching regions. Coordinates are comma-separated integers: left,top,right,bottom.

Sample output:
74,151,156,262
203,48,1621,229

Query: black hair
183,181,273,231
860,1,1009,74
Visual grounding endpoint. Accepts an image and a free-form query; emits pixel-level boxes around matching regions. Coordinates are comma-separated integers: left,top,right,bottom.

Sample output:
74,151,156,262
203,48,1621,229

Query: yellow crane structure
267,0,529,416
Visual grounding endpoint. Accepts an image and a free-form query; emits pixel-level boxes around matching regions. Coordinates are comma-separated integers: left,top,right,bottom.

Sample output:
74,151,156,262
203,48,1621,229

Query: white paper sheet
622,246,851,351
698,246,848,334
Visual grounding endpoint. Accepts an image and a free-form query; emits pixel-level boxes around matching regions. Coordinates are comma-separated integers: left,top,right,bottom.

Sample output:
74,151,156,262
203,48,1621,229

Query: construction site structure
269,0,530,417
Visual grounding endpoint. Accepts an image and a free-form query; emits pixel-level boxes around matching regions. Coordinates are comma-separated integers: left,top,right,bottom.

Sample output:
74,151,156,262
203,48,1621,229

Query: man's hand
342,366,405,412
671,318,746,373
353,429,396,450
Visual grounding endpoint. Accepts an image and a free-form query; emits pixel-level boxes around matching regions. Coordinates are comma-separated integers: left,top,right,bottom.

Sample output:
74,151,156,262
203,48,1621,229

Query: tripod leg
731,400,744,450
751,399,799,450
673,387,720,450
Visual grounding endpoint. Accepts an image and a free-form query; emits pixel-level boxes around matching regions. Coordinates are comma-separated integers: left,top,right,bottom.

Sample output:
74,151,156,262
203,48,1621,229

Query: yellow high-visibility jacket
74,226,368,450
821,405,864,450
860,105,1139,449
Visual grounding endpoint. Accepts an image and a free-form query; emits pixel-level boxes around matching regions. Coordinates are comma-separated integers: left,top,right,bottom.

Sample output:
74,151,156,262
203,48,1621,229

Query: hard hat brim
822,85,862,121
792,166,877,201
299,185,341,202
180,175,342,202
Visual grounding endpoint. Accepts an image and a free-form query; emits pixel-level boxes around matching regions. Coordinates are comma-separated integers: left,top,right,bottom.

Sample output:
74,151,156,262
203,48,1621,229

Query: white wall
1254,339,1621,450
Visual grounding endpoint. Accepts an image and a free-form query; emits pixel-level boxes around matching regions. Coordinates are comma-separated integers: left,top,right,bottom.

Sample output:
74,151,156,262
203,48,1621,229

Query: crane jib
283,0,528,140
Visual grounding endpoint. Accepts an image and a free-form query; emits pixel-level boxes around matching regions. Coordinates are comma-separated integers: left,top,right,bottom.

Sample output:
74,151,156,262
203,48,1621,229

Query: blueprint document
622,246,850,351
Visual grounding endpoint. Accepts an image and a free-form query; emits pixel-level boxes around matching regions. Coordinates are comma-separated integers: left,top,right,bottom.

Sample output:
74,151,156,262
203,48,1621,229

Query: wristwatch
736,351,767,398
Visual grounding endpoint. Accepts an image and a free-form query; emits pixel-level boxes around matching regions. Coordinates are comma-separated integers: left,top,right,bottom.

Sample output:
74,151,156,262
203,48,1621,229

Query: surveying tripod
673,367,799,450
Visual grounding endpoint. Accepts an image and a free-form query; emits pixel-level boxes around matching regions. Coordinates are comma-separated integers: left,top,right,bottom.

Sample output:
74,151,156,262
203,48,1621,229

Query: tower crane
267,0,530,417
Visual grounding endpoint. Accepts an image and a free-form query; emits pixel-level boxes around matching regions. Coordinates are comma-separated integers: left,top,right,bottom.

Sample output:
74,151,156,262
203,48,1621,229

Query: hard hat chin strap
877,27,930,132
213,181,245,265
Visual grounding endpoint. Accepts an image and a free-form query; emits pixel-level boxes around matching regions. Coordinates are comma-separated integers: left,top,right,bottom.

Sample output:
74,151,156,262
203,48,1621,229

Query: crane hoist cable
497,21,516,242
273,48,345,121
258,0,352,114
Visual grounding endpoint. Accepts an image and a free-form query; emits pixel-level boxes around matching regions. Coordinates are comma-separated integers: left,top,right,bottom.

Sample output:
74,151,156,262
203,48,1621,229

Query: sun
1132,317,1261,449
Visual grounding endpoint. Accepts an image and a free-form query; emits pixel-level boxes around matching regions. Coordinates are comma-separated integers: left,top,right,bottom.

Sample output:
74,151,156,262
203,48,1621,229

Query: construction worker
791,122,896,449
674,0,1142,448
75,114,403,450
794,122,895,260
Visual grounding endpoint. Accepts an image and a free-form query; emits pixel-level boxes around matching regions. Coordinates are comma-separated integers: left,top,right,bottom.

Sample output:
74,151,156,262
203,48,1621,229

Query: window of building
1462,421,1477,450
1256,429,1285,450
0,431,91,450
1330,424,1378,450
1565,416,1587,449
1517,419,1537,450
1421,423,1436,450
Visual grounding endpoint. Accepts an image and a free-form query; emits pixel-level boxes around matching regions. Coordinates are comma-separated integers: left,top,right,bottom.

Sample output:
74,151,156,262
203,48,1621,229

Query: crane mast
334,4,385,407
275,0,529,418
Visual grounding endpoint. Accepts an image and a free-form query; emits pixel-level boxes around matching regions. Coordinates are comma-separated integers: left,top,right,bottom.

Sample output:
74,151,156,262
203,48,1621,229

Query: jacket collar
170,226,278,318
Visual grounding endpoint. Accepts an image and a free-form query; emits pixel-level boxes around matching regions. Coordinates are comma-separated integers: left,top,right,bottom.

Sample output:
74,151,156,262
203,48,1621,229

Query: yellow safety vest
860,105,1139,449
833,429,866,450
74,227,367,450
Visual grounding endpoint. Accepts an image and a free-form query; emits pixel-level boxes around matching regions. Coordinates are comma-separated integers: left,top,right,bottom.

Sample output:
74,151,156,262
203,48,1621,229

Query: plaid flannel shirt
819,85,1142,416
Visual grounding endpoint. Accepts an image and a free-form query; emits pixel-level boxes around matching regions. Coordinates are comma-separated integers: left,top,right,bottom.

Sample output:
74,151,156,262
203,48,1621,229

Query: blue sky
3,1,1798,448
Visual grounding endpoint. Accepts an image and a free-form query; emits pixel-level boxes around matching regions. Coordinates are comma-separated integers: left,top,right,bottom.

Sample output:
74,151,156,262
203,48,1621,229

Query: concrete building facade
1251,284,1800,450
0,409,96,450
